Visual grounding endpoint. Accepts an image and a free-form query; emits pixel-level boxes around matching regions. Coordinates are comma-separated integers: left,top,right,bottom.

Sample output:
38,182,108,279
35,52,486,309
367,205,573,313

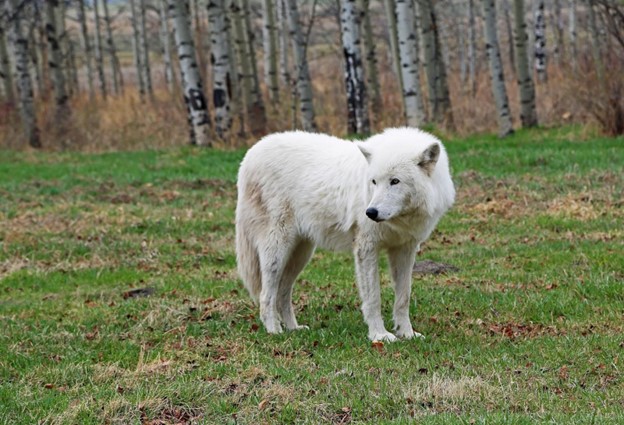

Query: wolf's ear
357,143,373,163
416,143,440,176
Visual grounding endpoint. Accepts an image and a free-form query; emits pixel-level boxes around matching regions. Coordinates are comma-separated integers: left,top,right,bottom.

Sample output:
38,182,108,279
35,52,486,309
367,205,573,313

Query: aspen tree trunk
383,0,403,95
169,0,212,146
243,0,267,134
482,0,513,137
262,0,279,103
227,7,244,136
77,0,95,101
57,0,74,97
418,0,441,122
552,0,564,62
191,0,208,90
277,0,290,88
138,0,153,97
359,0,381,119
93,0,107,98
285,0,317,131
419,0,435,117
45,0,69,119
430,3,453,127
502,0,515,75
339,0,369,135
102,0,121,95
0,25,15,103
568,0,577,71
467,0,477,95
159,0,175,93
459,11,467,84
129,0,145,97
512,0,538,127
5,0,41,147
31,6,47,98
207,0,232,138
533,0,547,82
395,0,425,126
587,0,604,81
231,0,252,133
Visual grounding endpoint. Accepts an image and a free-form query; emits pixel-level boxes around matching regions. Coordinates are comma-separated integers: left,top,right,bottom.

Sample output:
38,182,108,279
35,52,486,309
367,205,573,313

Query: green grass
1,128,623,424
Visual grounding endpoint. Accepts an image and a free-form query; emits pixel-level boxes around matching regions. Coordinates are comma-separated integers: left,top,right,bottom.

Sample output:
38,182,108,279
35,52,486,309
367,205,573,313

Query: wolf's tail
236,215,262,303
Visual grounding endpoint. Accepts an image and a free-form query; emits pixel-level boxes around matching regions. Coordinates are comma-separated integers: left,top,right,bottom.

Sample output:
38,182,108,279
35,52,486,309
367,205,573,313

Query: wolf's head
356,128,451,223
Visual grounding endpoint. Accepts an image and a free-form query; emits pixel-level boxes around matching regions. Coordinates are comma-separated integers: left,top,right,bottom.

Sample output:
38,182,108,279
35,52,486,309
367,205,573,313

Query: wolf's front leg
388,243,424,339
354,242,396,342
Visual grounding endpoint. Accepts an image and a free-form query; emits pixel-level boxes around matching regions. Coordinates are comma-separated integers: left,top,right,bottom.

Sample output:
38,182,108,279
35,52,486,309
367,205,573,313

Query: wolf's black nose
366,208,378,220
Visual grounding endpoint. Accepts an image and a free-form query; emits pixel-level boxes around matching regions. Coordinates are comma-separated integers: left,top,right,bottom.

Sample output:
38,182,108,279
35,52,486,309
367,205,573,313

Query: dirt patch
486,322,561,339
413,260,459,275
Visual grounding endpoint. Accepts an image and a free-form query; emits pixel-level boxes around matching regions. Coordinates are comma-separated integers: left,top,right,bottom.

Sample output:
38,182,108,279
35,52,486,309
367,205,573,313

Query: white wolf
235,128,455,341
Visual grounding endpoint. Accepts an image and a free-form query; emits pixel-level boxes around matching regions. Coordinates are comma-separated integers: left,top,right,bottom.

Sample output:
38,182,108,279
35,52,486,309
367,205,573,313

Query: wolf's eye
372,179,376,185
390,178,400,185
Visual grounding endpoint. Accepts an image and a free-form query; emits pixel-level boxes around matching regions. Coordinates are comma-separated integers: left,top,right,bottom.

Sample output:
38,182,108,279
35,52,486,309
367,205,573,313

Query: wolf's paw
264,321,283,334
289,324,309,331
394,324,426,340
369,331,398,342
396,328,425,340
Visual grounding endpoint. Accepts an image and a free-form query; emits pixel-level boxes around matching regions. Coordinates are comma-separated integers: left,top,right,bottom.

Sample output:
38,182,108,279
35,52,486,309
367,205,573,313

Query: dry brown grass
4,42,621,152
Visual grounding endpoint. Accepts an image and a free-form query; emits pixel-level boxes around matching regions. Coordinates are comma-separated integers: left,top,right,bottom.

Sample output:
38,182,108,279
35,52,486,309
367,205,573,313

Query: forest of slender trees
0,0,622,149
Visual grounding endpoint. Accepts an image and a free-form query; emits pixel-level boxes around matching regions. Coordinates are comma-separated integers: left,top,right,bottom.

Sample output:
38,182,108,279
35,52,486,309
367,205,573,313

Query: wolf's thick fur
236,128,455,341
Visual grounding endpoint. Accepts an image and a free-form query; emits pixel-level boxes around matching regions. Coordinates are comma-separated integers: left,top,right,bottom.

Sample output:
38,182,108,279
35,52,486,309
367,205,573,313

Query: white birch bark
138,0,153,97
533,0,547,82
169,0,212,146
159,0,175,93
130,0,145,97
102,0,121,95
359,0,381,119
395,0,425,127
285,0,317,131
0,25,15,103
45,0,69,119
340,0,369,135
482,0,513,137
5,0,41,147
207,0,232,138
76,0,95,101
512,0,538,127
262,0,279,103
243,0,267,134
93,0,107,98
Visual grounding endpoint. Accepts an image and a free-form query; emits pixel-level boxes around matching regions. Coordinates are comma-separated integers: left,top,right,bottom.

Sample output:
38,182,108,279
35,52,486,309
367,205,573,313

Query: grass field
1,128,622,424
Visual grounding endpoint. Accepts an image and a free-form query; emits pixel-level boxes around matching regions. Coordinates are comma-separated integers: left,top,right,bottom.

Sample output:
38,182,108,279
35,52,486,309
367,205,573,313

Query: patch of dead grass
406,374,498,416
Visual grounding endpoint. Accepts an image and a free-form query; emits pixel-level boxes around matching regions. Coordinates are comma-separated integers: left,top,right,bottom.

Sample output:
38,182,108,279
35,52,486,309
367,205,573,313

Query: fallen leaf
371,341,384,352
258,399,269,410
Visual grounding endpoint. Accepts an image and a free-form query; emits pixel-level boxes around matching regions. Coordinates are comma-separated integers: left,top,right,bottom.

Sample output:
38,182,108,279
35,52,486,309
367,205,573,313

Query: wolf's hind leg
277,240,315,330
258,232,296,334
